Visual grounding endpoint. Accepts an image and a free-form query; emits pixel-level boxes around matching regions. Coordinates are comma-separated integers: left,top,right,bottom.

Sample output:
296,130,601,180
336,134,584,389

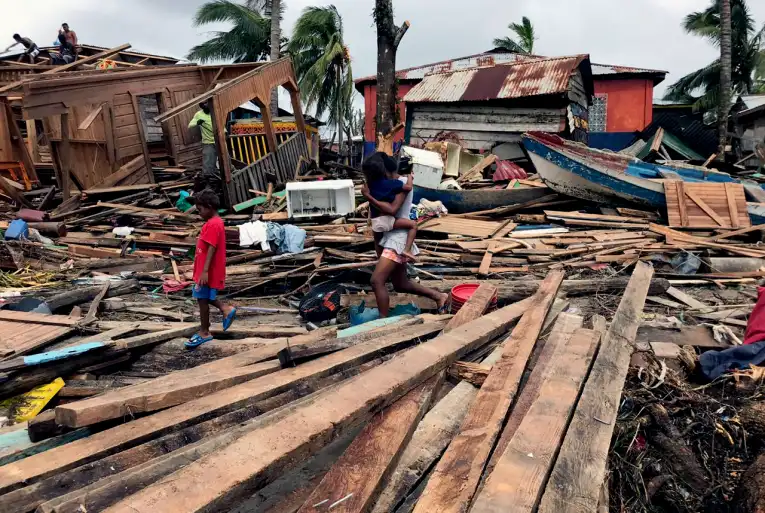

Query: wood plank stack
0,265,655,512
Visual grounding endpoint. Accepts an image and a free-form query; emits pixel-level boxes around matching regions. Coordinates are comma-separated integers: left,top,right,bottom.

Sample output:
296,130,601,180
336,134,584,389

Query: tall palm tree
493,17,537,54
720,0,732,155
664,0,765,112
188,0,271,63
288,5,353,158
247,0,284,114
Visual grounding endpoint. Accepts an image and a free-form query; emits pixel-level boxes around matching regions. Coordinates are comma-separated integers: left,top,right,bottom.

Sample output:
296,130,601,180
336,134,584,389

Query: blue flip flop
185,334,214,348
223,308,238,332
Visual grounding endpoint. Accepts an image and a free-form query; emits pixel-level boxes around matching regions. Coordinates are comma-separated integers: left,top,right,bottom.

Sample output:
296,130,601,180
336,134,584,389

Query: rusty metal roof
355,50,666,88
403,55,590,103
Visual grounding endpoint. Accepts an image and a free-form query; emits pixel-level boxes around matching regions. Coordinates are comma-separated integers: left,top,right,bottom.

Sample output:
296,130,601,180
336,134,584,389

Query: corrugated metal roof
741,94,765,110
403,55,588,103
591,63,667,76
355,50,666,86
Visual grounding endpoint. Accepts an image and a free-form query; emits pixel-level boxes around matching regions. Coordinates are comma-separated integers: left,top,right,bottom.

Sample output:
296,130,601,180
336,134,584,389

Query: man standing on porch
189,101,218,182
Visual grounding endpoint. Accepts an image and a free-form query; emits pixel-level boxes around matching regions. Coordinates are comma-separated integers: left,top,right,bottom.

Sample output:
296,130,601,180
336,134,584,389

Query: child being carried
362,156,418,262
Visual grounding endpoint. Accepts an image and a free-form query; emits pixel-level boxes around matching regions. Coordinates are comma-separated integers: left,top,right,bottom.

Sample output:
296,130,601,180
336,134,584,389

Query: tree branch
393,20,411,49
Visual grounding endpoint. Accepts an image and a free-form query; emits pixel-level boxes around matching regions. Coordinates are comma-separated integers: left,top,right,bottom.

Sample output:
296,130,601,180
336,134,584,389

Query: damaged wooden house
402,54,594,162
0,45,313,207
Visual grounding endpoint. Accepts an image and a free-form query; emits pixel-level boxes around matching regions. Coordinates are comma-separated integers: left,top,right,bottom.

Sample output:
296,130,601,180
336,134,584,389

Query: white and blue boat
522,132,765,224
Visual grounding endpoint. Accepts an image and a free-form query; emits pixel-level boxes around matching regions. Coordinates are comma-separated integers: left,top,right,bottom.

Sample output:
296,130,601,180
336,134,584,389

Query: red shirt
193,216,227,290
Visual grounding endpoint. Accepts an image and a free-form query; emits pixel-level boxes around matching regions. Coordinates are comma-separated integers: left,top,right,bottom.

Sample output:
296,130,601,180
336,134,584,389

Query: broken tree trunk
413,270,565,513
374,0,409,143
538,262,654,513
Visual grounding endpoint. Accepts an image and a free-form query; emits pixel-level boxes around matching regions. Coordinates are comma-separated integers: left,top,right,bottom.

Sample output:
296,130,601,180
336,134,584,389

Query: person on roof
59,23,78,49
52,34,76,65
4,34,40,64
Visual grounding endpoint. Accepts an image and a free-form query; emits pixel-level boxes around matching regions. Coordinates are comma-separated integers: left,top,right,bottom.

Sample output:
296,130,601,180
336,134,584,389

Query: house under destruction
0,44,314,207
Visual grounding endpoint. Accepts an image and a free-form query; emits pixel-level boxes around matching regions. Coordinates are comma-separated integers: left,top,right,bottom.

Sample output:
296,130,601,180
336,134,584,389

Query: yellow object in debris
0,378,64,422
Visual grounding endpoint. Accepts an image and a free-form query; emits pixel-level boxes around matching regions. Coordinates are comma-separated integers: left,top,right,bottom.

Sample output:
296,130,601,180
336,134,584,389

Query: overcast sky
3,0,764,112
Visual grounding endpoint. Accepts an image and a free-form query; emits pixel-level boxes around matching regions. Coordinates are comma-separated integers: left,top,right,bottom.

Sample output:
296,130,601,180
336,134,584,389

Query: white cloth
239,221,270,250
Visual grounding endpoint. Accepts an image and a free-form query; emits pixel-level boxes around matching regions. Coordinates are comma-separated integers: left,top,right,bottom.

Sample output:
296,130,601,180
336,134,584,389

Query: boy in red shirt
186,189,237,348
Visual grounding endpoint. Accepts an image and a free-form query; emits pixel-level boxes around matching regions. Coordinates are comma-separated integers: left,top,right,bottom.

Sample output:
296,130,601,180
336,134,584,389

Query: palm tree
247,0,284,114
188,0,271,63
288,5,353,159
720,0,732,155
493,17,537,54
664,0,765,112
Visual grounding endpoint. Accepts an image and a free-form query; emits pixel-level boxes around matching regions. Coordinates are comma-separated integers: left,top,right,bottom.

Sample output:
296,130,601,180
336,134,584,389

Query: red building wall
593,78,654,132
363,83,415,143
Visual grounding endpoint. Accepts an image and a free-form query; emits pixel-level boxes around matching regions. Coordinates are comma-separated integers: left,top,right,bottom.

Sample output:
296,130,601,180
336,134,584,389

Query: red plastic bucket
450,284,498,314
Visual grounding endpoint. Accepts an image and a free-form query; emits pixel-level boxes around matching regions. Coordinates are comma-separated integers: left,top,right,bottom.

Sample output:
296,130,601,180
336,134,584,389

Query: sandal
223,308,238,332
185,334,214,348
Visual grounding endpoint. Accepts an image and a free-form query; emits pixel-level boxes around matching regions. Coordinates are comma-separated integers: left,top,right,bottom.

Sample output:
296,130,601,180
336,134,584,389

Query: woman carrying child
361,153,449,317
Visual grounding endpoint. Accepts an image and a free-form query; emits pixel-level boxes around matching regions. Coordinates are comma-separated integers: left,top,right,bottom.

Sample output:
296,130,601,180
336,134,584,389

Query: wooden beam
58,112,72,200
538,262,654,513
0,322,447,493
484,312,584,477
725,182,740,228
675,181,689,227
412,270,565,513
0,44,132,95
665,286,707,309
55,325,397,428
100,301,536,512
443,283,498,333
471,328,599,512
77,102,105,131
685,188,727,226
296,376,440,513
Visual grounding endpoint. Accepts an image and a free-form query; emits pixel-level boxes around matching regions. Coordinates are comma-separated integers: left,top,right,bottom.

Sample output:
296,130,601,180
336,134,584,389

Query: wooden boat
522,132,765,223
412,184,551,214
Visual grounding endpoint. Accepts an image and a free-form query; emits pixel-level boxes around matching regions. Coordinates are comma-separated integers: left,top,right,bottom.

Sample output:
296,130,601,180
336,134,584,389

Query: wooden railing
227,132,311,205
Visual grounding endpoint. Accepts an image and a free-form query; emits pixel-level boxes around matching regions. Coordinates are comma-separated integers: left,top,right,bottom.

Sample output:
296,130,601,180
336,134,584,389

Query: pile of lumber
0,265,654,512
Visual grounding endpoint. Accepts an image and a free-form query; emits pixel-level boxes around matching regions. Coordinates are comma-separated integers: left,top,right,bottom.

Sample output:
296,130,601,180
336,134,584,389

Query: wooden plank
296,376,440,513
484,312,584,477
676,181,689,227
538,261,654,513
0,323,448,493
80,282,110,326
725,182,740,228
685,188,727,226
55,356,281,428
412,270,565,513
544,210,648,224
443,283,498,334
665,286,708,309
708,224,765,242
478,244,495,276
77,103,105,131
96,300,536,512
471,328,600,513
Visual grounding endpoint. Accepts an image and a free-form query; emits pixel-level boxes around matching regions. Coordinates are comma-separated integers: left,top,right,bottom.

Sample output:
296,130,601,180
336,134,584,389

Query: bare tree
373,0,409,145
719,0,732,157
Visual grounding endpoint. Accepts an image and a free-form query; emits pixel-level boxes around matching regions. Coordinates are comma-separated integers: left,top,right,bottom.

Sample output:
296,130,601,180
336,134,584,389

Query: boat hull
413,185,551,214
524,136,666,208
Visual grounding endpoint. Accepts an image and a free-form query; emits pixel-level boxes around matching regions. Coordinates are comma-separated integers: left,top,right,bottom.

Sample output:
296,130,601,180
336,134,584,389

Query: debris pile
1,130,765,513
